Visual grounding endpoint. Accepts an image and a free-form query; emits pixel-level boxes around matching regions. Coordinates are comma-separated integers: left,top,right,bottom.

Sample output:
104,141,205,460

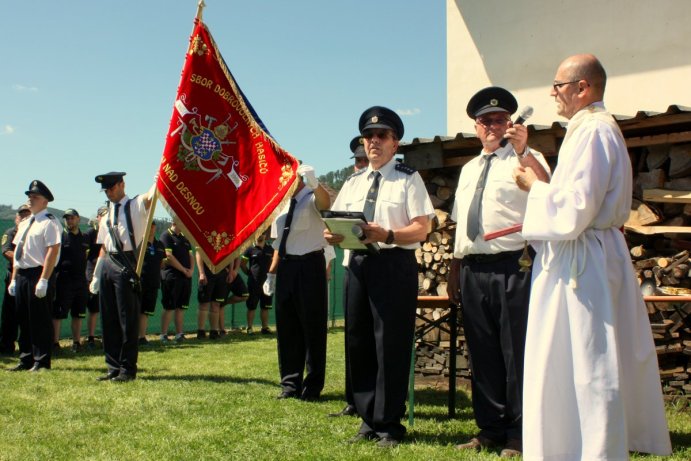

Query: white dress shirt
13,209,62,269
270,187,327,256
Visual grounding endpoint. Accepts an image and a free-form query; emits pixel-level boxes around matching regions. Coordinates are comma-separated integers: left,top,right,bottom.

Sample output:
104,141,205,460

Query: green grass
0,328,689,460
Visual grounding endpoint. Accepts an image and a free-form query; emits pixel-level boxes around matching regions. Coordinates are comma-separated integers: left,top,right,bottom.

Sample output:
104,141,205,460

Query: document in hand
320,210,380,251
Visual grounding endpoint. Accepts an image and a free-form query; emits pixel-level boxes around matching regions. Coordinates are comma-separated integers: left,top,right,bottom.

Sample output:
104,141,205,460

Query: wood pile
625,143,691,398
414,306,469,378
417,172,458,296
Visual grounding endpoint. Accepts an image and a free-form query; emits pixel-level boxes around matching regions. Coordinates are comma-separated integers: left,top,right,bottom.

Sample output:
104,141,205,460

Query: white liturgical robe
521,103,672,460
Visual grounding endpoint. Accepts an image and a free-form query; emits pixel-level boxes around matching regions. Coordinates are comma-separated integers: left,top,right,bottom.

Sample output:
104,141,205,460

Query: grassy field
0,328,689,461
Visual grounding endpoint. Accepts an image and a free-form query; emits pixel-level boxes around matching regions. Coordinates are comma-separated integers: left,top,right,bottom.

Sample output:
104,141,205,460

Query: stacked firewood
414,306,469,378
416,209,455,296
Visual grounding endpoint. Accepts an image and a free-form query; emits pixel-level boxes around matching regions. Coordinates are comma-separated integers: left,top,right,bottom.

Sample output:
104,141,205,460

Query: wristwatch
385,229,395,245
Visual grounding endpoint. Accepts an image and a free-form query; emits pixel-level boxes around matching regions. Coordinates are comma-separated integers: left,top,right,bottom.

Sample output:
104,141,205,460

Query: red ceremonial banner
157,19,298,273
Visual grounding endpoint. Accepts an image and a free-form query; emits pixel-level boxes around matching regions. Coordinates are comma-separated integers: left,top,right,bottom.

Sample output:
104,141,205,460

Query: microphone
351,225,379,254
500,106,534,147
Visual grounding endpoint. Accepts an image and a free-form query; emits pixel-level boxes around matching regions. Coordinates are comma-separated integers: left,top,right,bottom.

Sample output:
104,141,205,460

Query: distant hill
0,204,89,225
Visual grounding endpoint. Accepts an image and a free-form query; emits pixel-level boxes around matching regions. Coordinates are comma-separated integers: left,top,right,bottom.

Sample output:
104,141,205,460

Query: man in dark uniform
159,220,193,343
325,107,434,447
267,164,330,401
195,254,230,340
138,220,165,345
8,180,62,372
84,206,108,349
53,208,90,353
329,136,369,418
241,233,274,335
447,87,549,457
90,172,154,381
0,204,31,354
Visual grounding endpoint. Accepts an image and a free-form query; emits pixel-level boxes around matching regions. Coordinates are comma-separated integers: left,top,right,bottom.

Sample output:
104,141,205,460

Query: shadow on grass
140,373,277,386
406,387,474,422
670,429,691,451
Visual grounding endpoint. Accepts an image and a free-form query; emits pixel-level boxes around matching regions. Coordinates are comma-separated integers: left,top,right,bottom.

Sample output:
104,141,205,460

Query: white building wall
447,0,691,134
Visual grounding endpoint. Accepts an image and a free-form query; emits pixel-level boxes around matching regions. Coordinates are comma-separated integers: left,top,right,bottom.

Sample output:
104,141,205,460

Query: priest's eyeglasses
552,80,581,91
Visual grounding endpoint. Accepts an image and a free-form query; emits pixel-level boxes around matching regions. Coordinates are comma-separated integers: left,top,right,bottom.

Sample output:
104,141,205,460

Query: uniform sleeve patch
395,163,416,175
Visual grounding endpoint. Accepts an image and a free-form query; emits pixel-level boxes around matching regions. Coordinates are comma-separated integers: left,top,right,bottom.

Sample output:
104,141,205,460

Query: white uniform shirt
332,158,434,251
270,187,327,256
451,144,550,258
97,194,148,252
12,209,62,269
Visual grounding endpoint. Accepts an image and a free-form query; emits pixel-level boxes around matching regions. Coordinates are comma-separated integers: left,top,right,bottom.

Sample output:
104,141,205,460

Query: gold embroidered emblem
279,164,294,188
188,34,209,56
205,230,231,252
490,99,498,106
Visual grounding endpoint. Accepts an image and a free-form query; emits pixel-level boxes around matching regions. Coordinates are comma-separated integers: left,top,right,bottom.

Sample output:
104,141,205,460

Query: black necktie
14,217,35,261
466,154,495,241
363,171,381,222
113,203,121,227
278,198,298,258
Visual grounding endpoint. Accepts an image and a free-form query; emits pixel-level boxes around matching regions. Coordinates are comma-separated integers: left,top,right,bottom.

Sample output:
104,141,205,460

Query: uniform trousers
15,267,54,368
99,257,140,377
342,269,355,407
275,250,327,398
0,273,19,353
459,250,532,442
347,248,417,440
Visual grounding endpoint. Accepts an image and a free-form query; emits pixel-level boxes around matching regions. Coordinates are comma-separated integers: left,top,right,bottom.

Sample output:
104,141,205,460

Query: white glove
297,164,319,190
89,277,100,295
263,273,276,296
89,257,104,295
7,279,16,297
35,278,49,298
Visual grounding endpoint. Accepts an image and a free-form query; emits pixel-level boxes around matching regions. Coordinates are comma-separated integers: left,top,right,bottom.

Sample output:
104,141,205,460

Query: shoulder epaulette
46,213,56,220
395,163,416,175
347,169,366,181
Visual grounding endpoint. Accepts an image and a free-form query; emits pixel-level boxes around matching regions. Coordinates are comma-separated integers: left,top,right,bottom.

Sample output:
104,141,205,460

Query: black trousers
342,268,354,407
15,267,54,368
99,258,140,377
347,248,417,440
275,251,327,397
0,273,19,353
459,250,532,442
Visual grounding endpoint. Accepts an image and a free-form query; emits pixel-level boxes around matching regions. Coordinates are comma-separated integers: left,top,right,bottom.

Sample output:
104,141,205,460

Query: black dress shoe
276,391,298,400
346,432,379,444
96,371,119,381
29,364,50,372
377,436,402,448
111,374,135,382
329,404,357,417
8,362,32,372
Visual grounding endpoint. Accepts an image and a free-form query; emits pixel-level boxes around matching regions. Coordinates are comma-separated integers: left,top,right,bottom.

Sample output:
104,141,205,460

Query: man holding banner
90,172,155,382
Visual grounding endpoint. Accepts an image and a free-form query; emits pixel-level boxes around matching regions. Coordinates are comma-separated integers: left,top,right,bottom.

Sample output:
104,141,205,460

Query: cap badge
490,99,498,106
371,116,379,123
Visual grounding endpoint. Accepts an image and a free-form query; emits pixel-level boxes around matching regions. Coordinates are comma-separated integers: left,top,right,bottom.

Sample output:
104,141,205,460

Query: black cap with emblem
349,136,367,159
25,179,54,202
466,86,518,119
95,172,126,190
358,106,404,139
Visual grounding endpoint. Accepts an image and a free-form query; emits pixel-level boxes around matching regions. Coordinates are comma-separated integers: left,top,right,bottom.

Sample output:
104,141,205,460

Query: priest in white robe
513,54,672,460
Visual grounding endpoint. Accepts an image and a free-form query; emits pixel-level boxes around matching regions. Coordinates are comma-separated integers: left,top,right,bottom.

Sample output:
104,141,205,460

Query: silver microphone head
518,106,534,122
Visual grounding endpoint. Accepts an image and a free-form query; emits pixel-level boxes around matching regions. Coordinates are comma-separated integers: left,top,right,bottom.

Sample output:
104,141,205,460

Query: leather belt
282,249,324,261
462,249,523,264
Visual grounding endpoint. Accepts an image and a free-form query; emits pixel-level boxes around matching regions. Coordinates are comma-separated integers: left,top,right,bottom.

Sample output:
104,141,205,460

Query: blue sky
0,1,446,219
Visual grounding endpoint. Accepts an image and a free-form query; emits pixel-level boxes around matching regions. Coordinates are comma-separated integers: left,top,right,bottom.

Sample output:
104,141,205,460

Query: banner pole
136,190,158,277
195,0,206,20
